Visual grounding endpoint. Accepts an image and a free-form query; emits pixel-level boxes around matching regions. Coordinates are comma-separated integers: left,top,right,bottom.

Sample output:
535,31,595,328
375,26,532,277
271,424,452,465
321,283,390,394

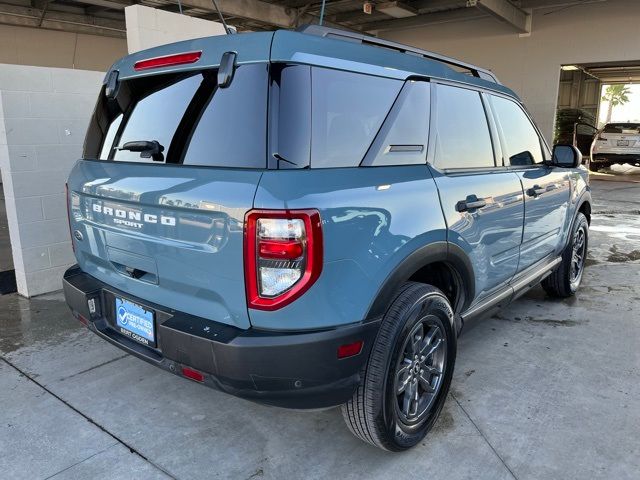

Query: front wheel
542,212,589,297
341,282,456,451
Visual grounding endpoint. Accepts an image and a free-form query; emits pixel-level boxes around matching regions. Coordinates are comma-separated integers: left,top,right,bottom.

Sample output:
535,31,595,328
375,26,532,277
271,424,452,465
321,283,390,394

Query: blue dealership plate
115,297,155,346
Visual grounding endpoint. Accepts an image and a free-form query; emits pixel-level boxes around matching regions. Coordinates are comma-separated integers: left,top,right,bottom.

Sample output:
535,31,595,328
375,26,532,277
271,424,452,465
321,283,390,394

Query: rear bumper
63,266,379,409
591,153,640,163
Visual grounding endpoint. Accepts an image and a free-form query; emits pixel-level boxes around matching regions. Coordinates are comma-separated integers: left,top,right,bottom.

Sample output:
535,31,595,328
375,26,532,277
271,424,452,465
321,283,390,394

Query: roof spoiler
297,24,500,85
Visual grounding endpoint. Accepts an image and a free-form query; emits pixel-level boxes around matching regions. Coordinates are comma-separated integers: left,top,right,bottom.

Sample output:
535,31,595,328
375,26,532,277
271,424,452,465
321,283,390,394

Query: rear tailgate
598,123,640,151
68,36,273,329
68,162,260,329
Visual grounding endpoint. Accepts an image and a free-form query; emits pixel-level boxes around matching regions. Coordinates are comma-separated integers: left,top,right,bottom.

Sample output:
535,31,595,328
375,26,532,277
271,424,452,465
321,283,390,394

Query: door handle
456,195,487,212
527,185,546,197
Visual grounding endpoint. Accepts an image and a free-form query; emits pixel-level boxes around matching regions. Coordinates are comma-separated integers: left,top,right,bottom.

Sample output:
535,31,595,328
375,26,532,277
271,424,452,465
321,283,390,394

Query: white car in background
590,122,640,171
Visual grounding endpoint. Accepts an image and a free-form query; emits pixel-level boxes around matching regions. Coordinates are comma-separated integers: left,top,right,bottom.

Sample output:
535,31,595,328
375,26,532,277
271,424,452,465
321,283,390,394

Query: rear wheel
542,212,588,297
341,282,456,451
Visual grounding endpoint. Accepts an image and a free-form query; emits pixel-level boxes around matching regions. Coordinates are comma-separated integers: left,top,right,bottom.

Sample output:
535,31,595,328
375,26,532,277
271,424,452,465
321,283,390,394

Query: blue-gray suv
63,26,591,451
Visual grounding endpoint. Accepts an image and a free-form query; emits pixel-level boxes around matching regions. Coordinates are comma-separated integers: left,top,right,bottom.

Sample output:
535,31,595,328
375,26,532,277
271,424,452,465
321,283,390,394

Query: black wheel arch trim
364,241,475,330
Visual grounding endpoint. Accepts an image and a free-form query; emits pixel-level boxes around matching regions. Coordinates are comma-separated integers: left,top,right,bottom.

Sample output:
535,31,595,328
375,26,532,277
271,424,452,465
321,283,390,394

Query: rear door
488,94,570,272
68,63,269,329
430,83,524,303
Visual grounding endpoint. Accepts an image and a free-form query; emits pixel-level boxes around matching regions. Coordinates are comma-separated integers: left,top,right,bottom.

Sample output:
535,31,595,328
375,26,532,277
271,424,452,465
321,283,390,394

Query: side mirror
552,144,582,168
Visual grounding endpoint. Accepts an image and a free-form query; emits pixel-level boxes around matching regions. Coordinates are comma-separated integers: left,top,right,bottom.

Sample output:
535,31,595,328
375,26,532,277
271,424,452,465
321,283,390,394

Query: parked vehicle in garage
63,25,591,451
590,122,640,170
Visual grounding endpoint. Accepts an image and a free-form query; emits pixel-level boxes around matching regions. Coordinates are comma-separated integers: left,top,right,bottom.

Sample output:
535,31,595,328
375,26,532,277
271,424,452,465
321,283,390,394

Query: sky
598,83,640,126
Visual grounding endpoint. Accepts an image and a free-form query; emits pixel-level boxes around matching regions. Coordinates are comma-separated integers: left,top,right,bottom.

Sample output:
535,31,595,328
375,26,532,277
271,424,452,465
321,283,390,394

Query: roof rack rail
297,24,500,84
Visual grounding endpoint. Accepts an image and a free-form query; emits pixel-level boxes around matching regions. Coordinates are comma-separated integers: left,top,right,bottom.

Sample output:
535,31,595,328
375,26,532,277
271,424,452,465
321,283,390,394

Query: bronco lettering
92,203,176,226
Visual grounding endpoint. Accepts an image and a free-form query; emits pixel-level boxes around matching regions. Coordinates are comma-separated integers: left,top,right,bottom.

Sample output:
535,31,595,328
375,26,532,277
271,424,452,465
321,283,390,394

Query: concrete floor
1,178,639,480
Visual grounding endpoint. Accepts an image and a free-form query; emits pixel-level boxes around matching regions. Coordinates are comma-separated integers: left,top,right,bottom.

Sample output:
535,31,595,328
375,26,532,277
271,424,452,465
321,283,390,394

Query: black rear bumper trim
63,266,380,409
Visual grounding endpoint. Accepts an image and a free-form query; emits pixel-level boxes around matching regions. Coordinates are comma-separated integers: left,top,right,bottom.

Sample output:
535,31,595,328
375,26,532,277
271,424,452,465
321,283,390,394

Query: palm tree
602,84,632,124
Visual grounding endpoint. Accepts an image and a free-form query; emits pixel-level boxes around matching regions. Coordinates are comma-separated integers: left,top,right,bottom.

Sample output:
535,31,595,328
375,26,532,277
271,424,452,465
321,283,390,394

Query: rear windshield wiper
119,140,165,162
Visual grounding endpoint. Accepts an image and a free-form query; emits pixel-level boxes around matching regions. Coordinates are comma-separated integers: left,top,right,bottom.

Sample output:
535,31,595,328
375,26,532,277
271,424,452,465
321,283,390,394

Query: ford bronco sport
63,25,591,451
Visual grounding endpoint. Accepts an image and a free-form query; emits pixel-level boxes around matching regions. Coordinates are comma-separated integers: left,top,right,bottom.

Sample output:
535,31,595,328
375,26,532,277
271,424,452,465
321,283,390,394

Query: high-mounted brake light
134,51,202,71
245,210,323,310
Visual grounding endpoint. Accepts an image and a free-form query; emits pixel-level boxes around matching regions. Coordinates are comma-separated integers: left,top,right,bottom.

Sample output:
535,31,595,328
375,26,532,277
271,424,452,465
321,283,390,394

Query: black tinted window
183,64,268,167
433,85,494,169
270,64,311,169
95,64,268,168
491,95,544,166
363,80,430,167
311,68,402,168
603,123,640,133
112,74,201,162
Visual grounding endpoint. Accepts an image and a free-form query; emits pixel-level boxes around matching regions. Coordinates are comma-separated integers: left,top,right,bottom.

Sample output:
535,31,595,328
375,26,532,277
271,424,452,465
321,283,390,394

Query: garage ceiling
0,0,609,39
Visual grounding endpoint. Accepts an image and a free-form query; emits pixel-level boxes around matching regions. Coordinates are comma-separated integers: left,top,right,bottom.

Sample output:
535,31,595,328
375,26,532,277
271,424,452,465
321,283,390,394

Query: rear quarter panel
251,165,446,330
562,166,591,245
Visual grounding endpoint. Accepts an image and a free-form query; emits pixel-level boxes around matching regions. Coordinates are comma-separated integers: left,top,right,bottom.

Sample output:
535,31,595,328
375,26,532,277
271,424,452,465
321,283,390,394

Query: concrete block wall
0,64,103,297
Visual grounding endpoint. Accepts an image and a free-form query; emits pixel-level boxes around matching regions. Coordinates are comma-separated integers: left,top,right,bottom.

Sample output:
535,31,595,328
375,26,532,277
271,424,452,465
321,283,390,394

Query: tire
542,212,589,298
341,282,456,451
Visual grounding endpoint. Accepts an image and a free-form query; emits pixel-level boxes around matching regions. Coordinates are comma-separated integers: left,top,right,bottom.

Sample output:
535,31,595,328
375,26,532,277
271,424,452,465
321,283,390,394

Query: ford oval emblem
73,230,84,241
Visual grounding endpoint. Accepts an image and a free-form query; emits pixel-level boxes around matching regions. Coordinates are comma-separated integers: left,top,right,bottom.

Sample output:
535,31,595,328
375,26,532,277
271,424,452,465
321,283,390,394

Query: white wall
0,64,102,297
383,0,640,142
125,5,228,54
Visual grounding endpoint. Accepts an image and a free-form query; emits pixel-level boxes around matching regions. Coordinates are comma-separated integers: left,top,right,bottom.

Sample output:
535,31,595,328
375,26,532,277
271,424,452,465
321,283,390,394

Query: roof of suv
109,27,517,99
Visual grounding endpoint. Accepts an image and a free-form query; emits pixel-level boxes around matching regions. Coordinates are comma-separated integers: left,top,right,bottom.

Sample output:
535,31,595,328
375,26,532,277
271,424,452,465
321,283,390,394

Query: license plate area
617,140,629,146
114,296,156,347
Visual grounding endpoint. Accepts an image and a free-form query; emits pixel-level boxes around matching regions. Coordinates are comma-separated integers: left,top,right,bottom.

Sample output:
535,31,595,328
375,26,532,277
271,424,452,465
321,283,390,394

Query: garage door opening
555,61,640,174
0,172,17,294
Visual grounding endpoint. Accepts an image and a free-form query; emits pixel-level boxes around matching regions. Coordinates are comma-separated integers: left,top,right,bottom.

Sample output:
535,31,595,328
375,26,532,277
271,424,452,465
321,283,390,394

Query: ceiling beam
359,7,486,33
468,0,530,33
0,2,125,36
74,0,130,9
518,0,607,8
69,0,298,28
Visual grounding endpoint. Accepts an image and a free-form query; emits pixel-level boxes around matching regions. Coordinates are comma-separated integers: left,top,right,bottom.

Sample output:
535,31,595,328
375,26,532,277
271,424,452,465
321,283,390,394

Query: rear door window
433,84,495,169
93,64,268,168
310,68,402,168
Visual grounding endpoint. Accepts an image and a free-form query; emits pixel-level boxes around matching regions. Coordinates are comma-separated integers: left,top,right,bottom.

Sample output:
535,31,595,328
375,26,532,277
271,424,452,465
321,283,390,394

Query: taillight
65,183,74,253
134,51,202,71
245,210,323,310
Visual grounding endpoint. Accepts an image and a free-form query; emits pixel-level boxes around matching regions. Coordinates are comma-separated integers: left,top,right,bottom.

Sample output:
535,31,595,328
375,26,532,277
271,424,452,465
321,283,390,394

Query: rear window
603,123,640,134
87,64,268,168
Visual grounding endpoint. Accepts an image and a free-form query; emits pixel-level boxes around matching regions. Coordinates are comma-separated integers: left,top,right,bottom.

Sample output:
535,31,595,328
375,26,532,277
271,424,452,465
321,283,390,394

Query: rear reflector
337,341,364,359
181,366,205,383
134,51,202,71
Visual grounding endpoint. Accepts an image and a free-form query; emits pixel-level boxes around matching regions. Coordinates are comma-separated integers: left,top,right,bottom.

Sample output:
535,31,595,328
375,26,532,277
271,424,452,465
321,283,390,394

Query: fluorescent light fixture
377,1,418,18
561,65,580,71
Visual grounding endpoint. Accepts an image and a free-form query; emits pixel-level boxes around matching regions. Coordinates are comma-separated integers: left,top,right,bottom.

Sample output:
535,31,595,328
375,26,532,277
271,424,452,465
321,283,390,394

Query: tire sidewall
566,213,589,293
379,289,456,450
